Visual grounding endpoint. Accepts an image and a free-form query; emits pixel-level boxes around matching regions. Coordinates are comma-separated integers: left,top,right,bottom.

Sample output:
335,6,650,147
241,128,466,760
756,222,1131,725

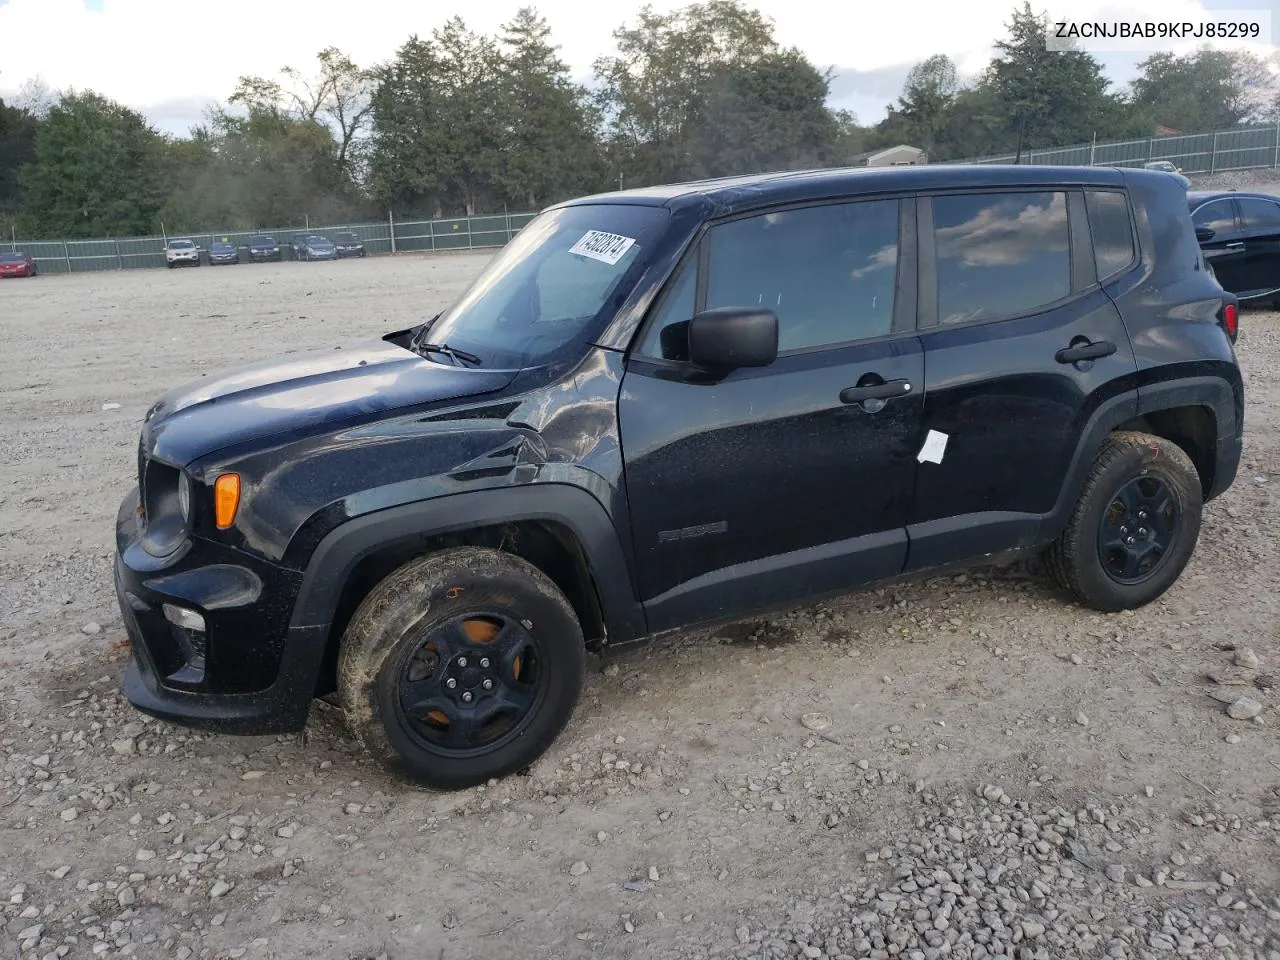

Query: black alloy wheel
1096,476,1178,585
394,612,544,756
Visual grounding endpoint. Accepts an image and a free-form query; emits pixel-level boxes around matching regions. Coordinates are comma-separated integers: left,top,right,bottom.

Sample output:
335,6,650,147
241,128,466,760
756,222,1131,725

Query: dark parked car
332,231,366,258
293,235,336,261
115,165,1242,789
247,236,282,263
208,238,240,265
1189,189,1280,305
0,251,37,277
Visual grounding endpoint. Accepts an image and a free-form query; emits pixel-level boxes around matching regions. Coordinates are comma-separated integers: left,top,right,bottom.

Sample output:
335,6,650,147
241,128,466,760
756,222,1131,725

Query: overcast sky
0,0,1275,136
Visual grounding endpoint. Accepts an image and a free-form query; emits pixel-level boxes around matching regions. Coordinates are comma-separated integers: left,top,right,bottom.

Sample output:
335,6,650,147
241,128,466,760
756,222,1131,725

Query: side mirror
687,306,778,370
1195,226,1215,242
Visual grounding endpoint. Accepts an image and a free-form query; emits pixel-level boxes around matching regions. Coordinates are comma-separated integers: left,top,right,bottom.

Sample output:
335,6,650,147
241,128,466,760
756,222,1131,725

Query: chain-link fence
10,125,1280,275
0,210,539,276
953,124,1280,173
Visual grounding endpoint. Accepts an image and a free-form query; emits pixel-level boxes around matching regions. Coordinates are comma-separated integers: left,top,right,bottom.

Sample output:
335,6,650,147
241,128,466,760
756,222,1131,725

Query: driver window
636,255,698,360
1192,200,1237,236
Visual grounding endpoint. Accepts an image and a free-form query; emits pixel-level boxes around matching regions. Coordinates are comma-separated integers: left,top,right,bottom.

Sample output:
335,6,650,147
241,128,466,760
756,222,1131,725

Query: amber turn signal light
214,474,241,529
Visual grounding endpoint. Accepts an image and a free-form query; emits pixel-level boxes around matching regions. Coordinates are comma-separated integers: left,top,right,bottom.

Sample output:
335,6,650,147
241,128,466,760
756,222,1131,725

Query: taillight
1221,302,1238,341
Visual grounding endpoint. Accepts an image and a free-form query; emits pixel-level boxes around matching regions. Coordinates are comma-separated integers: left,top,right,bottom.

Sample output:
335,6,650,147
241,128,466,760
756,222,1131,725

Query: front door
1191,197,1248,295
904,187,1139,571
1234,195,1280,299
619,197,924,633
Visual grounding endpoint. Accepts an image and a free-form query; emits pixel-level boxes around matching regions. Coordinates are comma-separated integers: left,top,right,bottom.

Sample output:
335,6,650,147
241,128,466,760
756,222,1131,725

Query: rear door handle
839,379,913,404
1225,241,1245,249
1055,340,1116,364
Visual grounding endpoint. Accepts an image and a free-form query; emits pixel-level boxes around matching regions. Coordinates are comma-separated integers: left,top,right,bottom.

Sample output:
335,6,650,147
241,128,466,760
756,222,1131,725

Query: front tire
338,547,585,790
1045,431,1202,611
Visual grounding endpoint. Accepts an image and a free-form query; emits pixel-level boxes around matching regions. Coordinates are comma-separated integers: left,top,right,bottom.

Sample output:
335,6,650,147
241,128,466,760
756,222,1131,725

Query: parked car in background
332,231,366,258
0,251,37,277
208,238,240,266
114,165,1242,789
1140,161,1190,187
247,236,282,263
1190,190,1280,306
165,239,201,268
293,235,336,261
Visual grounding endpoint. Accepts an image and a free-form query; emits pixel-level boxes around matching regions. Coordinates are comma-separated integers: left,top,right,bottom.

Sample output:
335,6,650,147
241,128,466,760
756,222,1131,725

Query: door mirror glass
1195,226,1215,242
687,307,778,369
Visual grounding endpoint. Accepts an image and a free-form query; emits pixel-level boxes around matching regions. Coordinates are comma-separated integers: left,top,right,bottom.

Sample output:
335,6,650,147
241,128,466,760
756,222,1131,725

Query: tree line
1,1,1278,241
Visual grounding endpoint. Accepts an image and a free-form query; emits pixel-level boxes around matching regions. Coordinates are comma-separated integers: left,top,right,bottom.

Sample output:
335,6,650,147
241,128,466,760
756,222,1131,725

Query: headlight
178,472,191,522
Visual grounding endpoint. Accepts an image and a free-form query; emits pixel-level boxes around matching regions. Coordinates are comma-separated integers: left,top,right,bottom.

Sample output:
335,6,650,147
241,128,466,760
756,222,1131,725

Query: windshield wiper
416,342,482,367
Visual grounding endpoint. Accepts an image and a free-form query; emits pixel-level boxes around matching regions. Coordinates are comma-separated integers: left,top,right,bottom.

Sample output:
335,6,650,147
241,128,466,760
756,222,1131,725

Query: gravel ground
0,253,1278,960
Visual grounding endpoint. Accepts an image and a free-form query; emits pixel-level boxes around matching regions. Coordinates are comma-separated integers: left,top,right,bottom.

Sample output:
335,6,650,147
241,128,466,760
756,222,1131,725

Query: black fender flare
286,483,649,645
1040,374,1241,541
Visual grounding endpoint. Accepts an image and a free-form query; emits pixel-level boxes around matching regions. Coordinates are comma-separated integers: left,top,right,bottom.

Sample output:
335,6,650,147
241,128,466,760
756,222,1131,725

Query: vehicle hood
142,339,518,467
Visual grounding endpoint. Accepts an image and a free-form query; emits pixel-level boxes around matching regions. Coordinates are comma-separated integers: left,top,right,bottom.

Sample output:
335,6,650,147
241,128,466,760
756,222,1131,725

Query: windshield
250,237,274,245
169,240,195,249
424,204,669,369
212,242,234,251
0,253,25,262
335,233,357,242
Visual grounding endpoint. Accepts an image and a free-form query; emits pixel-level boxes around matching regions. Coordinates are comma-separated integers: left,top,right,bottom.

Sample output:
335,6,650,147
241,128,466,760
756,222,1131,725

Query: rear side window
932,191,1070,324
1191,199,1237,235
704,199,899,353
1237,197,1280,230
1085,190,1135,280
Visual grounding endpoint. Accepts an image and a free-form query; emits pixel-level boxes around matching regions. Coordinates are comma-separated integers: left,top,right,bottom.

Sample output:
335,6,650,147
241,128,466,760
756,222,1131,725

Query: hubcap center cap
461,667,482,689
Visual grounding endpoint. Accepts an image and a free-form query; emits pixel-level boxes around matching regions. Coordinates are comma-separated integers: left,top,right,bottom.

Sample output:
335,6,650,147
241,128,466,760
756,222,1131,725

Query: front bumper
114,487,325,735
248,251,280,261
335,247,365,258
210,254,239,264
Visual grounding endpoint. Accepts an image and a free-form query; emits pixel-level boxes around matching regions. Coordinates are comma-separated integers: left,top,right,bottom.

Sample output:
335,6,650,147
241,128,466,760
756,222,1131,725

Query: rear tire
1045,430,1202,612
338,547,585,790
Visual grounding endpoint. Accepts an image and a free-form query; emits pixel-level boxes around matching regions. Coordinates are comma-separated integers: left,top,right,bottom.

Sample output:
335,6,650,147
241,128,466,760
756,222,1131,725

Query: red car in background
0,251,37,277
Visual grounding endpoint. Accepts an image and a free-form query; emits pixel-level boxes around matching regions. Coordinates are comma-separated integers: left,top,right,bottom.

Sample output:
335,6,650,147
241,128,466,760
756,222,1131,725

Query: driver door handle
839,379,913,404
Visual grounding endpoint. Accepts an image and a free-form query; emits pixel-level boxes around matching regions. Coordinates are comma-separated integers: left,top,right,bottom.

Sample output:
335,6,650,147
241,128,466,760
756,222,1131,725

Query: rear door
904,187,1139,572
1191,197,1247,295
1234,196,1280,299
619,197,924,632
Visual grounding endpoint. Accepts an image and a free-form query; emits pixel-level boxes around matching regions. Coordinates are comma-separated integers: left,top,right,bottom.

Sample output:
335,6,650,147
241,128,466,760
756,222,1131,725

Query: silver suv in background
165,239,201,268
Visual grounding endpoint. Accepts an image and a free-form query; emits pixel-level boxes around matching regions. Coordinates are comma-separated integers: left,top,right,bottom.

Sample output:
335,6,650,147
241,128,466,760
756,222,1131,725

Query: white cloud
0,0,1273,133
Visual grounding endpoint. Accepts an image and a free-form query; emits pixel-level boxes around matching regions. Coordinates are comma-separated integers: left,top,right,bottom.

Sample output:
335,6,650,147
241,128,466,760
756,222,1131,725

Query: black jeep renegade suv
114,165,1243,789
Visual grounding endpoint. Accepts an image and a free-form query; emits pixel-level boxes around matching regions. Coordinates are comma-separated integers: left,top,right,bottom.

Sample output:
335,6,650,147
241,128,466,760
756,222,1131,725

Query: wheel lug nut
461,691,473,703
445,678,457,689
479,657,490,668
457,656,468,668
482,678,494,690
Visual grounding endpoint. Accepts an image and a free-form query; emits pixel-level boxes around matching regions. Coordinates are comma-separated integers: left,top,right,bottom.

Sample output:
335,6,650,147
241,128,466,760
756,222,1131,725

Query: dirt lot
0,255,1278,960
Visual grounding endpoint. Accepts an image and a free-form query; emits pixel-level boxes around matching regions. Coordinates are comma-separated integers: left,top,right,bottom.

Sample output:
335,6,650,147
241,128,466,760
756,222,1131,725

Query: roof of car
1187,189,1280,205
555,164,1138,215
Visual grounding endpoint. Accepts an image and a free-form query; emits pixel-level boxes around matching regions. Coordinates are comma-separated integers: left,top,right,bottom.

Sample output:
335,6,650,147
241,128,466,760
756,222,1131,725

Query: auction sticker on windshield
569,230,636,265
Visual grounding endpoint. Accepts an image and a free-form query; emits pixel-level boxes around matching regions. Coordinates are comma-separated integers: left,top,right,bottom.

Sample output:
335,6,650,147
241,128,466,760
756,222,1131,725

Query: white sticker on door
569,230,637,265
917,429,949,464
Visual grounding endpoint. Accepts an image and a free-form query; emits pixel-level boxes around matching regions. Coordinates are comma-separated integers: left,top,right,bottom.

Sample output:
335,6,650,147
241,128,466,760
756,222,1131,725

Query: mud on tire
338,546,585,790
1045,430,1203,612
